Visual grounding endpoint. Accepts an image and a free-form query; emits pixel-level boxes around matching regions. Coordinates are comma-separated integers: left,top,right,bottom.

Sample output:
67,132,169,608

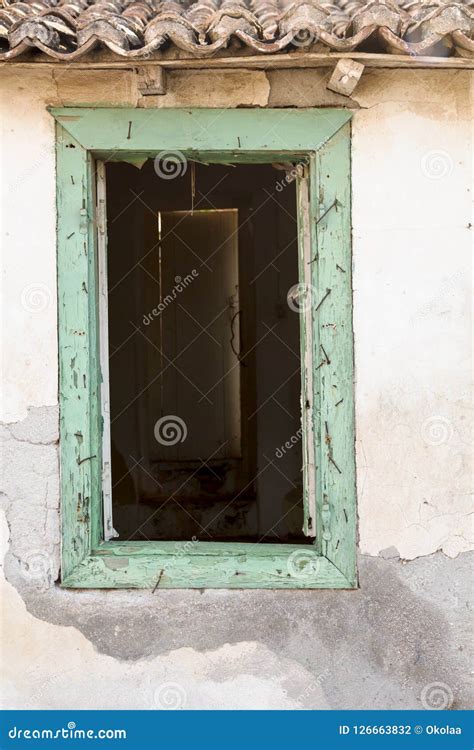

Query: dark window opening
106,160,307,543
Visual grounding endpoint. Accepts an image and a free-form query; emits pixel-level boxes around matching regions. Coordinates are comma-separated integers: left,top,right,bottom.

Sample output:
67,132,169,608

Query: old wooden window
54,108,357,589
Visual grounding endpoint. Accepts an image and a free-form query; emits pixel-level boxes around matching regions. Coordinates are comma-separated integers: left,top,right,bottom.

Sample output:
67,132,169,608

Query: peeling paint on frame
53,107,357,589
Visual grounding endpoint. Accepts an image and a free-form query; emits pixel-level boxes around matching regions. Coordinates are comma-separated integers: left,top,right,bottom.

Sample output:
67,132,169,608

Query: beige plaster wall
0,64,472,711
1,66,471,559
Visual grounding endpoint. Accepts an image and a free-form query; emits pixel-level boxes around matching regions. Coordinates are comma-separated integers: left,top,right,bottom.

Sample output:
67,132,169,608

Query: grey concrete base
3,552,472,709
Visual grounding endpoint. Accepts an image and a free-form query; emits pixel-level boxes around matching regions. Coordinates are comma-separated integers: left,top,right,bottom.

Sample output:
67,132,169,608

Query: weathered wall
0,66,472,710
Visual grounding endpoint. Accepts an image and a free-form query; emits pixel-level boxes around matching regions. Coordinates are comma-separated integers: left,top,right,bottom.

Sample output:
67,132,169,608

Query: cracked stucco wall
0,66,472,710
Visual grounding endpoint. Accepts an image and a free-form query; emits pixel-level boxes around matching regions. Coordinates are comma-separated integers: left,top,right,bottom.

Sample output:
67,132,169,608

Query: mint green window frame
53,107,357,589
